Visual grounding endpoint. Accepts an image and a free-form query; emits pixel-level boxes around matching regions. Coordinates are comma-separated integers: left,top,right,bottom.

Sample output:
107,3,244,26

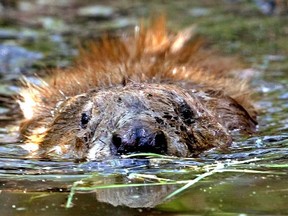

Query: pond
0,0,288,215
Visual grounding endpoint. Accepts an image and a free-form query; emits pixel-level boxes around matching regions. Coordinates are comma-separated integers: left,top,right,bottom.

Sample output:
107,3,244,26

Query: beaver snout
112,126,168,155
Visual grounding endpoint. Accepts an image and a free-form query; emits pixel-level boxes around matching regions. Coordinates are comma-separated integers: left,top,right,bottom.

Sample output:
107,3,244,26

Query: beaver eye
81,113,90,128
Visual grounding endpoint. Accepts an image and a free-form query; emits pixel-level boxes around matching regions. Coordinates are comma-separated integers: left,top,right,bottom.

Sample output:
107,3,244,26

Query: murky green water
0,0,288,215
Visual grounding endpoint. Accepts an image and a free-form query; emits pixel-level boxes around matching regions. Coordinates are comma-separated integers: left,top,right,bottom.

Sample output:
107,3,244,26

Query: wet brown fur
19,17,257,159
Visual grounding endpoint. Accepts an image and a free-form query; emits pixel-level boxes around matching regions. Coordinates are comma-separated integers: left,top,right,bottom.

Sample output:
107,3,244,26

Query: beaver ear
198,90,257,134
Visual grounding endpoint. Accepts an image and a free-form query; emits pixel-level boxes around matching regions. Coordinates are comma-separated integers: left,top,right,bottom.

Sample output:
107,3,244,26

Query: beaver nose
112,128,167,155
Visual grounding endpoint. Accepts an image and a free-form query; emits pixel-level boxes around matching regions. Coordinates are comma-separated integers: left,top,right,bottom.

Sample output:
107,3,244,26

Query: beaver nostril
154,131,166,145
154,131,167,154
112,134,122,149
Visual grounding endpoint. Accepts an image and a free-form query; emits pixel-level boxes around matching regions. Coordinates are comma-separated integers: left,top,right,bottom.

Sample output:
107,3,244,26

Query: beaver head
23,82,233,160
18,17,257,160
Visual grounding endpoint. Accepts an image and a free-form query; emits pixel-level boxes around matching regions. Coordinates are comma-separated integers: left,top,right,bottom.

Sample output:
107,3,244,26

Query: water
0,0,288,215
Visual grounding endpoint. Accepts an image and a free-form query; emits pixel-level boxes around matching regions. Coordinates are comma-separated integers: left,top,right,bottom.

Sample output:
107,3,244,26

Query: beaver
18,17,257,160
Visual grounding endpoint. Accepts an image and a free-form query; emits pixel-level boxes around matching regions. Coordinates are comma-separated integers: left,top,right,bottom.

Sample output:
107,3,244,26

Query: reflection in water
96,184,176,208
1,159,288,215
